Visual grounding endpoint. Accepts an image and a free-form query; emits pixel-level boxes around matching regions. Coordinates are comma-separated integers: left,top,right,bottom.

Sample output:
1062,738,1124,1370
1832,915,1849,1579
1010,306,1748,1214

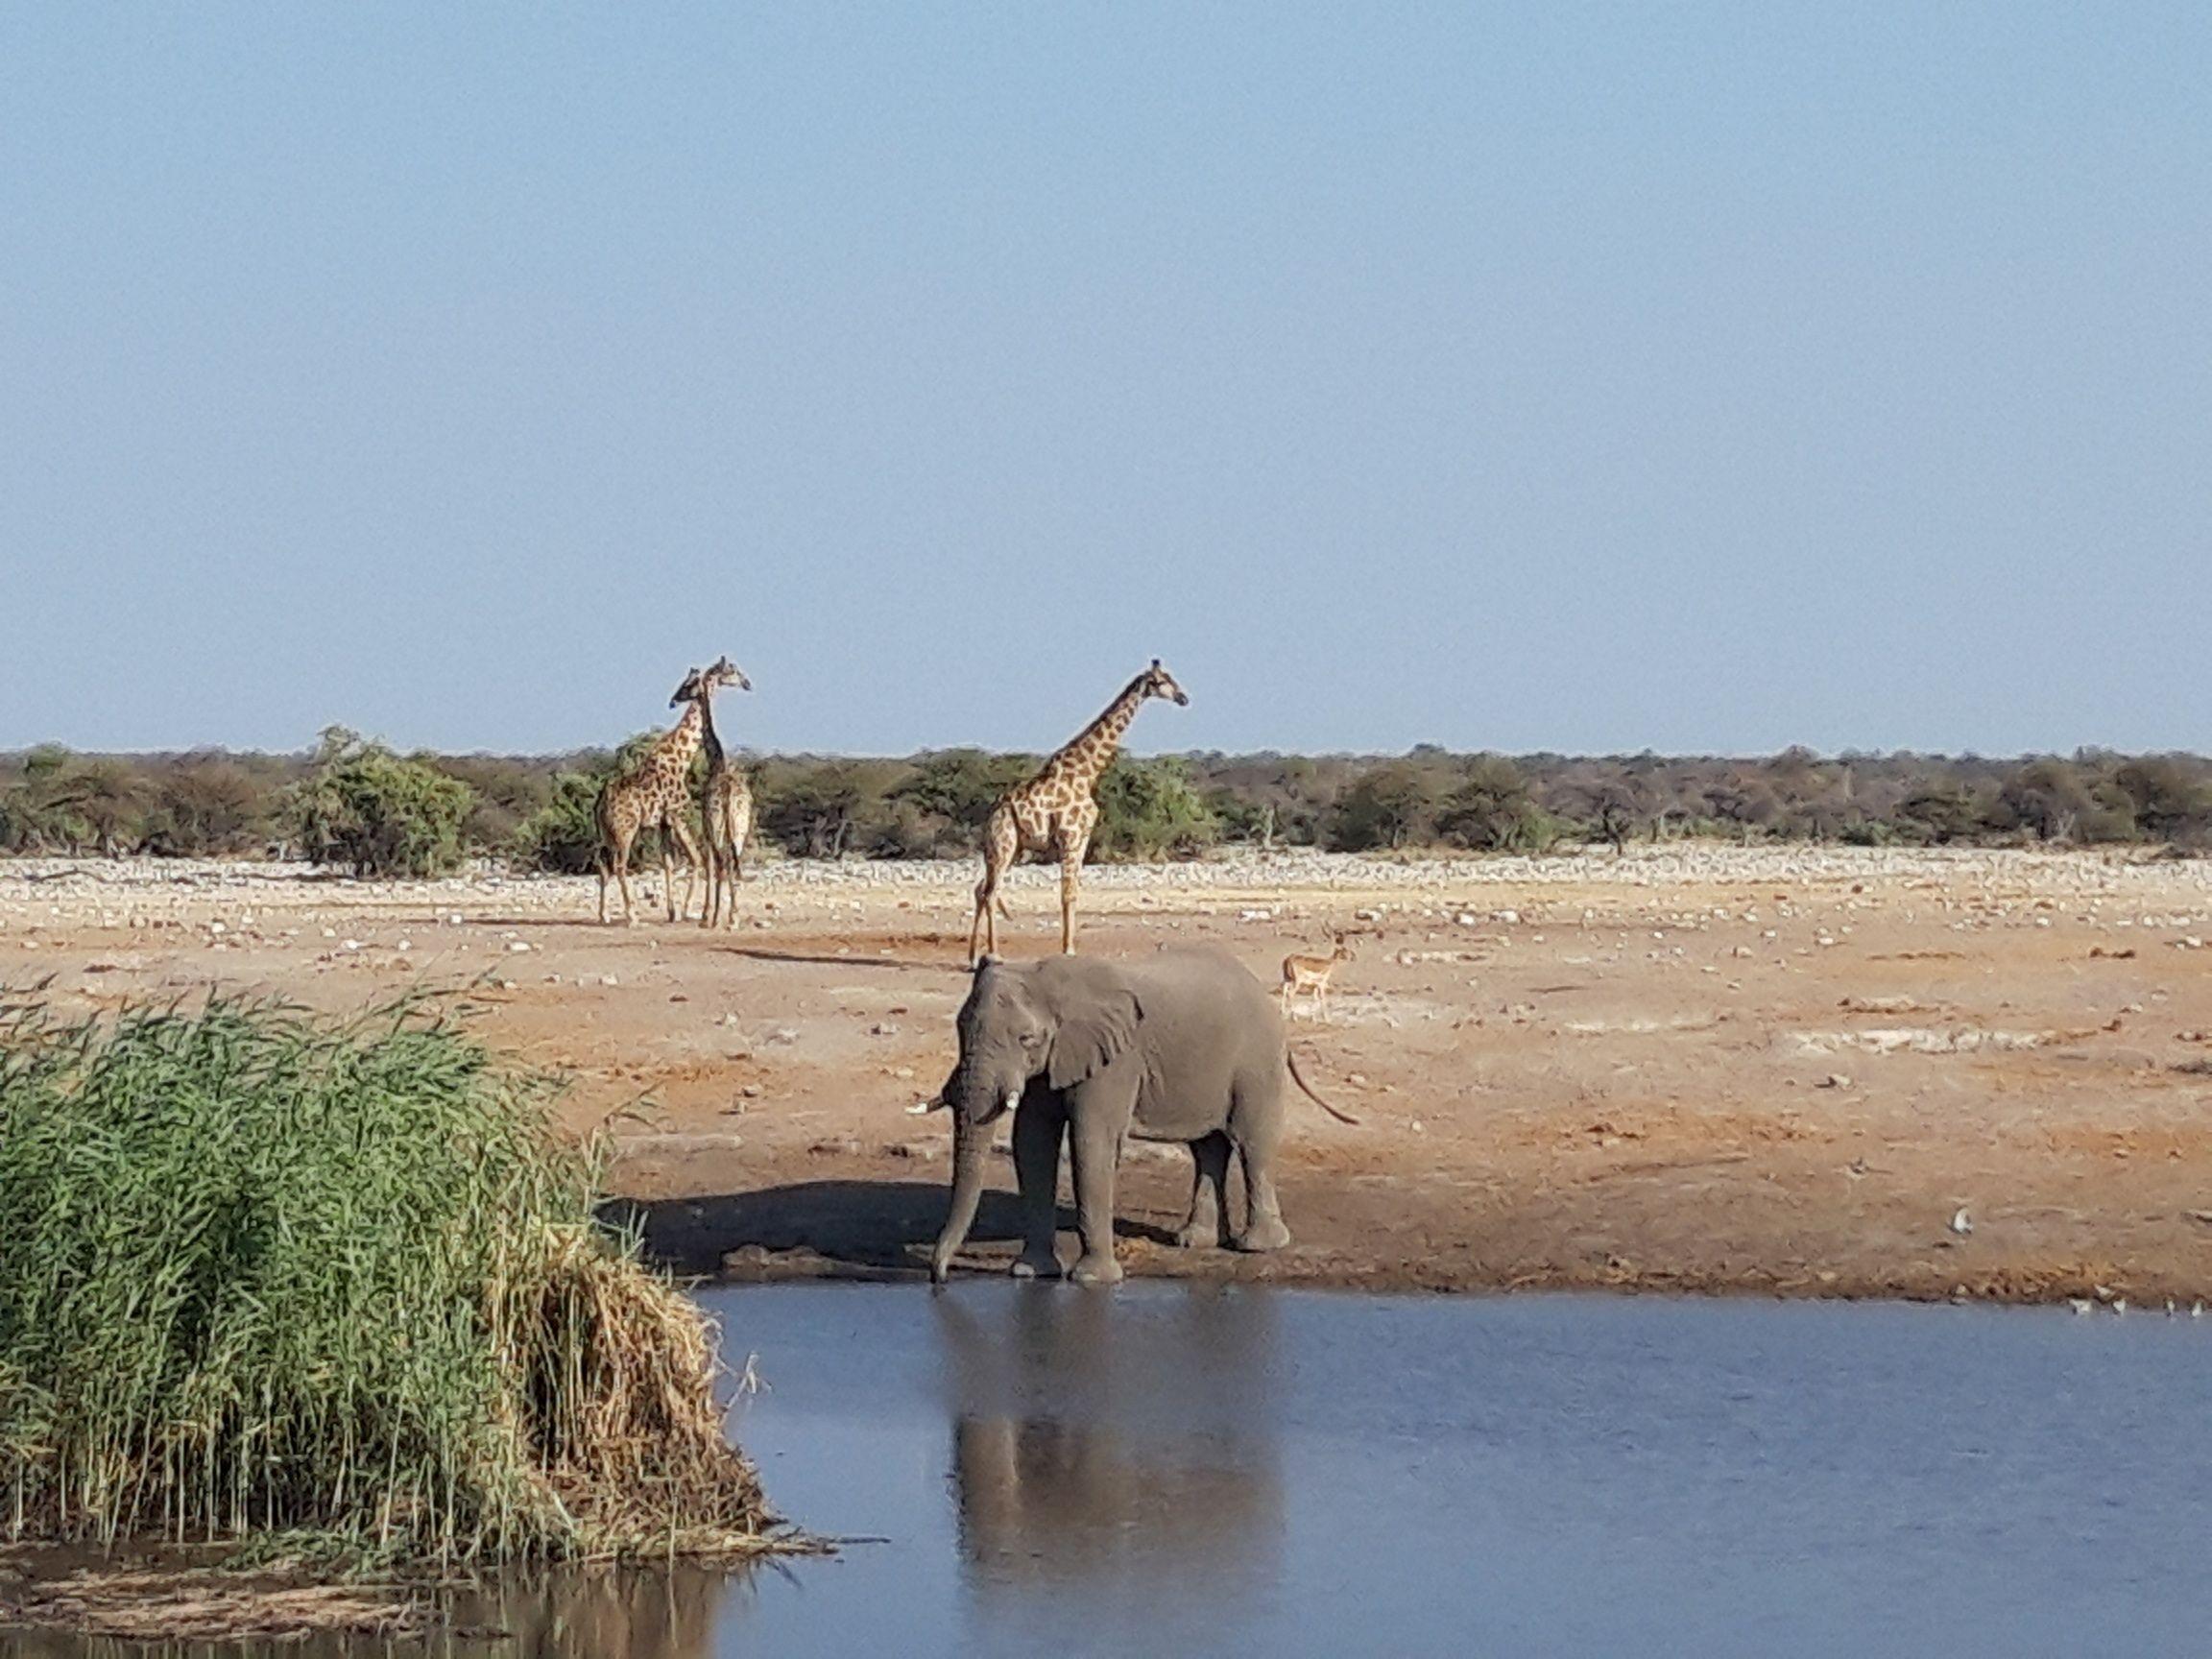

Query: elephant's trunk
931,1109,990,1284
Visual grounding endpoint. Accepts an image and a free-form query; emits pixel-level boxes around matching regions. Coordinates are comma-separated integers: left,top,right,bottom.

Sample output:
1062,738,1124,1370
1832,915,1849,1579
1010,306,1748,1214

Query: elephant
922,946,1358,1286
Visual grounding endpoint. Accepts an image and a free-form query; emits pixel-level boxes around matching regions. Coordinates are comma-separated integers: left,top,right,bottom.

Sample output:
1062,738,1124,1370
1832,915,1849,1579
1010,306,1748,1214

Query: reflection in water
934,1286,1283,1596
24,1286,2212,1658
1,1563,745,1659
454,1565,742,1659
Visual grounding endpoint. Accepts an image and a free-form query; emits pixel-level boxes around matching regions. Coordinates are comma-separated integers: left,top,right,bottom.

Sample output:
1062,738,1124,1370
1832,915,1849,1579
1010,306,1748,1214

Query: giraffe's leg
970,868,994,962
972,837,1009,961
1057,836,1089,956
733,804,753,917
608,822,639,926
701,811,724,930
667,817,704,925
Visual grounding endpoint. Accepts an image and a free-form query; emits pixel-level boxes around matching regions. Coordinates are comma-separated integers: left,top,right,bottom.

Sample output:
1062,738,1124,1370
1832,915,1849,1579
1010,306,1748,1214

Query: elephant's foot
1172,1220,1224,1250
1011,1244,1061,1280
1068,1251,1124,1286
1232,1217,1292,1253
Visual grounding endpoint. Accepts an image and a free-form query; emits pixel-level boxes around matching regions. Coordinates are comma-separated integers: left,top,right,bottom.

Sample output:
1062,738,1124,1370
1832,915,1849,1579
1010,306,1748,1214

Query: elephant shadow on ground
604,1179,1179,1278
934,1286,1286,1595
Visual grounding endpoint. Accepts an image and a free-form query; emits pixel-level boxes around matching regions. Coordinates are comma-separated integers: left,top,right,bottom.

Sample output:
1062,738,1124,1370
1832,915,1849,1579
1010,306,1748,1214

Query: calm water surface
17,1284,2212,1657
710,1283,2211,1658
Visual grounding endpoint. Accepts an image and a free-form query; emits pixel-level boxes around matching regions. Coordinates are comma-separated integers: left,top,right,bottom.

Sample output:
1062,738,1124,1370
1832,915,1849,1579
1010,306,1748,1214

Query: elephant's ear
1046,984,1143,1091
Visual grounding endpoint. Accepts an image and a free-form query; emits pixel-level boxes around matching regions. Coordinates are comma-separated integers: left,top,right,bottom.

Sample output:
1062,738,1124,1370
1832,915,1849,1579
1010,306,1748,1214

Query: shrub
513,771,610,875
755,759,902,859
894,749,1032,833
1091,756,1219,861
0,994,777,1565
143,757,276,856
0,748,148,855
1435,756,1561,854
1324,762,1438,852
2111,757,2212,846
438,756,559,853
292,730,475,878
1895,786,1987,846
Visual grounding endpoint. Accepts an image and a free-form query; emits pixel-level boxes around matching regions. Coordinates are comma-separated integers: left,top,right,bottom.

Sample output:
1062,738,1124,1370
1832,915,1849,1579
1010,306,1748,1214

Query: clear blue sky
3,6,2206,757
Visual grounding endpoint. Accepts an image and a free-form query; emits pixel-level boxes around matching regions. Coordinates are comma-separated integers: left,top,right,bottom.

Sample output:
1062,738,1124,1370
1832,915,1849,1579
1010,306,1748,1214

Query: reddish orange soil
12,850,2212,1304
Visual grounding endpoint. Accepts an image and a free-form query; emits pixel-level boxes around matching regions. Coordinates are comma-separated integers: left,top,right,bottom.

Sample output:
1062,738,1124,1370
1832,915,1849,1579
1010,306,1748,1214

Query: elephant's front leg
1175,1132,1231,1249
1010,1097,1065,1279
1067,1113,1125,1286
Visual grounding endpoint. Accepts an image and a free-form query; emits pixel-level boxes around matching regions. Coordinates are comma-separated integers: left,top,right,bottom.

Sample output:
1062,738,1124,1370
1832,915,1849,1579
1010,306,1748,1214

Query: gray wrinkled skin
930,947,1303,1286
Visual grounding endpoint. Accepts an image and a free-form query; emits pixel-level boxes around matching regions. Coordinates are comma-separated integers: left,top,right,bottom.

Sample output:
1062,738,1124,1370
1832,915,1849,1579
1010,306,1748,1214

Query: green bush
143,757,276,855
756,758,902,859
1436,757,1561,854
513,770,610,875
1325,761,1439,852
0,748,149,856
1090,756,1218,861
2112,757,2212,846
0,994,775,1564
895,749,1032,830
292,730,475,878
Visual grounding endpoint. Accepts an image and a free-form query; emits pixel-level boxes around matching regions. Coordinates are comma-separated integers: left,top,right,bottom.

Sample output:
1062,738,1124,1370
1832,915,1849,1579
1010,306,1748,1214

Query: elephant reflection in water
935,1287,1284,1589
460,1563,738,1659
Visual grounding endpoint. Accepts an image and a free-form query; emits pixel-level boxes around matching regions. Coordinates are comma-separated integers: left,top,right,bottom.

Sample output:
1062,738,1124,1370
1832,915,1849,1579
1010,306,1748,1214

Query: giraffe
969,659,1190,961
593,659,745,926
698,661,756,930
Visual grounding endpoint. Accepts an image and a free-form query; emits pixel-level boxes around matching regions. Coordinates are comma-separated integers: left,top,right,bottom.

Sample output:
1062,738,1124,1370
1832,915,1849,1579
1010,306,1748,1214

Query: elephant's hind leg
1175,1132,1232,1249
1229,1080,1292,1253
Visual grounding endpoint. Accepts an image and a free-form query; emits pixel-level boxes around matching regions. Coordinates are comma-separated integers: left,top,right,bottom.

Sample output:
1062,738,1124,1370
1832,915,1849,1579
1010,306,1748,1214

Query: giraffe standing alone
969,659,1190,961
594,658,746,926
698,664,756,930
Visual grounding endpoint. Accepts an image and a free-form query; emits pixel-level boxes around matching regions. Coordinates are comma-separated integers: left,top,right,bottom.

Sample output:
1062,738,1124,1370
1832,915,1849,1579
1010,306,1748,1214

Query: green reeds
0,991,775,1567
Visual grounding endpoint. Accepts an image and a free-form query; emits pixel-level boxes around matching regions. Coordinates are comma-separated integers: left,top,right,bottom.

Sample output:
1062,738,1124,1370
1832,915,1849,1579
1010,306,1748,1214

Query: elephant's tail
1286,1046,1360,1125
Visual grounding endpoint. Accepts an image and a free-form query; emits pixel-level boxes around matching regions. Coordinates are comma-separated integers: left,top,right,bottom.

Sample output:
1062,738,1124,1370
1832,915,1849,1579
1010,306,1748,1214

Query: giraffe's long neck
657,702,707,772
698,694,727,770
1052,676,1148,784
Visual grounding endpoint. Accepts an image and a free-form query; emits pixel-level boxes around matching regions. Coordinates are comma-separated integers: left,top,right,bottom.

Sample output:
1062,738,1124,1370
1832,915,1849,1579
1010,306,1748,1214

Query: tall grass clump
0,991,777,1567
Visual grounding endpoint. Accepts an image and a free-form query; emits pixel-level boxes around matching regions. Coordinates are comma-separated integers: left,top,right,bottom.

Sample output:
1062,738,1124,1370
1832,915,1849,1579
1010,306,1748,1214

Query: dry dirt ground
9,847,2212,1306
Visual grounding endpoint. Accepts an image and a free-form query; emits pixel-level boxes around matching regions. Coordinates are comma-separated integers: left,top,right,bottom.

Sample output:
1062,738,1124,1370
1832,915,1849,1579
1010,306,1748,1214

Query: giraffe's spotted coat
595,658,746,925
971,659,1190,959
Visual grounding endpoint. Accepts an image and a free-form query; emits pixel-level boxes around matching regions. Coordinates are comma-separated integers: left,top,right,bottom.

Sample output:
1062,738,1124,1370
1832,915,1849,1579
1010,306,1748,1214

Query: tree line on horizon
1,733,2207,878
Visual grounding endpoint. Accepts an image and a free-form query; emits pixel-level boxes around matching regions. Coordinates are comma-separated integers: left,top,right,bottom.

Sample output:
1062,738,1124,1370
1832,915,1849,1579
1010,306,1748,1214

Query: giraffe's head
1141,658,1190,707
701,654,751,695
670,656,751,707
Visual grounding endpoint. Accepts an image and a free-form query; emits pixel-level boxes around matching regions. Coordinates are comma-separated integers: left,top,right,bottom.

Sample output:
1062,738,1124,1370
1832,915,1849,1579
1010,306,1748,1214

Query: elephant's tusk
907,1095,947,1116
